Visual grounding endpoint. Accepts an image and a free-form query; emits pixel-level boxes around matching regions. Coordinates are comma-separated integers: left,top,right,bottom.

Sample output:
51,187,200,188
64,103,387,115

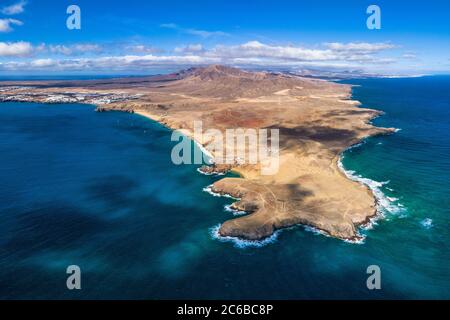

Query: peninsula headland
0,65,396,241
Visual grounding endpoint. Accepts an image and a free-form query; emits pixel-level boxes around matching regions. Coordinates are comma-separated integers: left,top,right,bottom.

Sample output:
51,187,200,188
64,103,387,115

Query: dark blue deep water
0,76,449,299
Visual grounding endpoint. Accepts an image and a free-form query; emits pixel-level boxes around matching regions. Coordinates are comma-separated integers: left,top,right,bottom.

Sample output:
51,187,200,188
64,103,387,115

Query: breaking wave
338,149,406,232
224,204,247,216
196,167,225,176
210,224,281,248
420,218,433,229
202,184,239,200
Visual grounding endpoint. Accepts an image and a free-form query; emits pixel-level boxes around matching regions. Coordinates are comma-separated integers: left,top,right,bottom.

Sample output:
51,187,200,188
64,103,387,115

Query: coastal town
0,86,143,105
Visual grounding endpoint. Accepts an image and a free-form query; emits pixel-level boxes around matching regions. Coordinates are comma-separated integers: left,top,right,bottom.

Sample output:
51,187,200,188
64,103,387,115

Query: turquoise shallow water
0,76,449,299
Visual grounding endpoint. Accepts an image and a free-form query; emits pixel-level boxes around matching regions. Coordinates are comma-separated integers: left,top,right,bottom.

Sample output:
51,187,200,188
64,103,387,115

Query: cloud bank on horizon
0,0,448,75
0,40,400,72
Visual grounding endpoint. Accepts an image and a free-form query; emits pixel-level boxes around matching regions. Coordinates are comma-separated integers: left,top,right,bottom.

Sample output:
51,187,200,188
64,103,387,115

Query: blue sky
0,0,449,75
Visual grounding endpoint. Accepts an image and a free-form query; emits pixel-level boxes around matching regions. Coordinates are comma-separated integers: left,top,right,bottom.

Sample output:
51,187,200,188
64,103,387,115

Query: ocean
0,76,449,299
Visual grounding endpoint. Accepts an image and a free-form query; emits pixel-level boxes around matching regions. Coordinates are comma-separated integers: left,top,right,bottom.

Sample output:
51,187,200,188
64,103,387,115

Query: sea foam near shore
224,204,247,216
210,224,281,248
202,184,239,200
205,184,281,247
196,167,225,176
338,149,406,231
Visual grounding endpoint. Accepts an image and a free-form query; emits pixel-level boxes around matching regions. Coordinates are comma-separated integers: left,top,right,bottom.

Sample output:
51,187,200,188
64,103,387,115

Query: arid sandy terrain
0,65,395,241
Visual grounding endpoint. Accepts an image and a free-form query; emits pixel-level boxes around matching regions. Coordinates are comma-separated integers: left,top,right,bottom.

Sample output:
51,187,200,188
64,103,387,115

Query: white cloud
91,54,219,68
325,42,396,52
126,45,161,54
48,45,72,55
0,42,102,58
0,54,220,71
160,23,178,29
1,1,27,15
72,44,102,53
47,44,103,55
199,41,396,66
402,53,417,60
174,44,204,53
0,41,32,56
209,41,336,61
0,18,23,32
30,58,55,68
186,29,228,38
0,40,398,72
161,23,229,38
